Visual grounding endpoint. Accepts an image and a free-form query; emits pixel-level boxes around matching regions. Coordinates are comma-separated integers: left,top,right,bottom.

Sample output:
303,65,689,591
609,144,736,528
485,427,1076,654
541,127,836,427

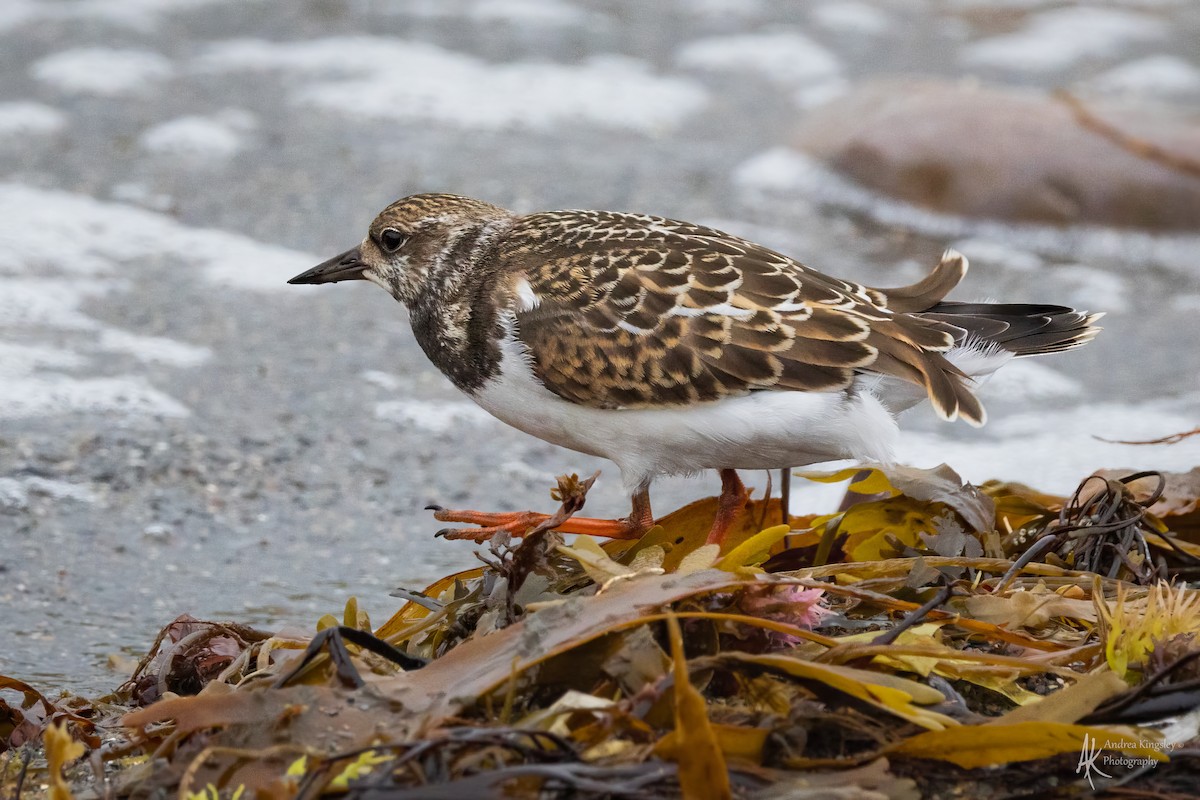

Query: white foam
139,110,255,160
0,184,318,422
0,184,313,290
0,102,67,138
0,476,97,508
96,330,212,367
0,376,190,420
0,0,264,34
811,2,889,36
0,283,205,419
193,234,319,291
961,8,1165,73
374,398,496,433
0,1,36,33
0,478,27,510
0,342,87,379
31,47,175,96
949,238,1043,272
194,37,708,133
1085,54,1200,97
977,359,1083,402
733,148,1200,276
794,79,850,110
361,370,404,391
1048,265,1130,313
1170,294,1200,311
0,281,103,328
676,30,840,85
109,182,174,212
898,396,1200,494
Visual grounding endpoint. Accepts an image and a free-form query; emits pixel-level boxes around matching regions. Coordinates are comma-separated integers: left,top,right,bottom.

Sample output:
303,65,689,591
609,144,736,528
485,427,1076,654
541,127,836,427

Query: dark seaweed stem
1071,472,1164,583
871,582,956,646
1001,472,1167,590
993,535,1061,593
273,626,426,689
1082,649,1200,724
1148,525,1200,567
10,748,31,800
293,729,634,800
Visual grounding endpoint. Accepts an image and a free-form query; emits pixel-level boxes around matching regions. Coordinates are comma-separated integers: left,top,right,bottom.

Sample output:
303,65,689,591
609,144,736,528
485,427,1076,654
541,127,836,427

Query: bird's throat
408,279,504,394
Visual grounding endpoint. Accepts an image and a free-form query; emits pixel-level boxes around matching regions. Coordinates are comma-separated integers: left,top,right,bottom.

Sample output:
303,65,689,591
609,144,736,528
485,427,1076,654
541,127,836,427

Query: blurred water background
1,0,1198,694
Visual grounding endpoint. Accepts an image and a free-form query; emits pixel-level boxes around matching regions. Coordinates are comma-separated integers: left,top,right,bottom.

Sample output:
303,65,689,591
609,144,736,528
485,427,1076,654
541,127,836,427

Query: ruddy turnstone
289,194,1101,544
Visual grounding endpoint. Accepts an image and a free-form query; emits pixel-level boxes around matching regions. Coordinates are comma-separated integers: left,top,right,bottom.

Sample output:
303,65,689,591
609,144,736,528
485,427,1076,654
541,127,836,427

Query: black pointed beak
288,247,368,285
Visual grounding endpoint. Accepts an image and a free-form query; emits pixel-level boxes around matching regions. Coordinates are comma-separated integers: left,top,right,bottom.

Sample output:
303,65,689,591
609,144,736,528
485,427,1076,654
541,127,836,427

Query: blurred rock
793,80,1200,230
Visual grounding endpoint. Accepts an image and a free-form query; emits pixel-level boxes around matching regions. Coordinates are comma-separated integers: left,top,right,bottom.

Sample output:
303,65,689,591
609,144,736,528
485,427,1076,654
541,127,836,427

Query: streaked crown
373,193,507,234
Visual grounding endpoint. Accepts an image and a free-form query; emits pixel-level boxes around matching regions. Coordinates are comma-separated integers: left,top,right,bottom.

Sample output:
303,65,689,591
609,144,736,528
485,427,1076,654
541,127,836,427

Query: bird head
288,193,511,306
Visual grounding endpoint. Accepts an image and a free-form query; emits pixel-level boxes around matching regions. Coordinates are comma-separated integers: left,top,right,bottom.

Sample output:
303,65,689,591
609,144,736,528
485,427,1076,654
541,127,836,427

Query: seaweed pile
4,463,1200,799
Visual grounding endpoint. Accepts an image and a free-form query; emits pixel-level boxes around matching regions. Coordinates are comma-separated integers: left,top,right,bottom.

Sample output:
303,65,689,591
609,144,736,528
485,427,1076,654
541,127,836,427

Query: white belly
471,335,899,492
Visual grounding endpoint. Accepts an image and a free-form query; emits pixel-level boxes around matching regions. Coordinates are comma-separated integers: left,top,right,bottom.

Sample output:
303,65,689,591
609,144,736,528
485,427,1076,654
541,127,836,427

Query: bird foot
706,468,752,546
429,506,647,542
430,508,549,542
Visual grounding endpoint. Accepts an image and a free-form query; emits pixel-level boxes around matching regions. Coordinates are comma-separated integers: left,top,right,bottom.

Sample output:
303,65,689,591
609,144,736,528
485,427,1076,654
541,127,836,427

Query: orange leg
706,468,750,546
431,486,655,543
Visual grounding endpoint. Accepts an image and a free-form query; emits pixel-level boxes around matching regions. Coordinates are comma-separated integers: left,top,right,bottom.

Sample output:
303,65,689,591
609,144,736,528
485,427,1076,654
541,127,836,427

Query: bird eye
379,228,406,253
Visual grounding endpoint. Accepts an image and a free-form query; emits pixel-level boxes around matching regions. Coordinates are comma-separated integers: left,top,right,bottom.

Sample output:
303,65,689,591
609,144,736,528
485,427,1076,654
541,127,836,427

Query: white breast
471,330,899,492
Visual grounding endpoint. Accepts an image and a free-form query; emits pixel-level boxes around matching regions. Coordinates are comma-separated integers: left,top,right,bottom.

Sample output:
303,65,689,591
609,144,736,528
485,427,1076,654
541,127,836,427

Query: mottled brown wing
499,210,984,423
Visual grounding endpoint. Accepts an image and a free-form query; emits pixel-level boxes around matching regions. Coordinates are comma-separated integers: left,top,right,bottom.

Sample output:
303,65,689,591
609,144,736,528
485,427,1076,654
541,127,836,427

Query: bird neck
407,225,508,394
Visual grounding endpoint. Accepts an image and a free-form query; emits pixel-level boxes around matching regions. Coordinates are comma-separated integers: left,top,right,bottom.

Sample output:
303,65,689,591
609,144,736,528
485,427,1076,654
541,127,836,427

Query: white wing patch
669,302,755,320
617,319,655,335
514,276,541,311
